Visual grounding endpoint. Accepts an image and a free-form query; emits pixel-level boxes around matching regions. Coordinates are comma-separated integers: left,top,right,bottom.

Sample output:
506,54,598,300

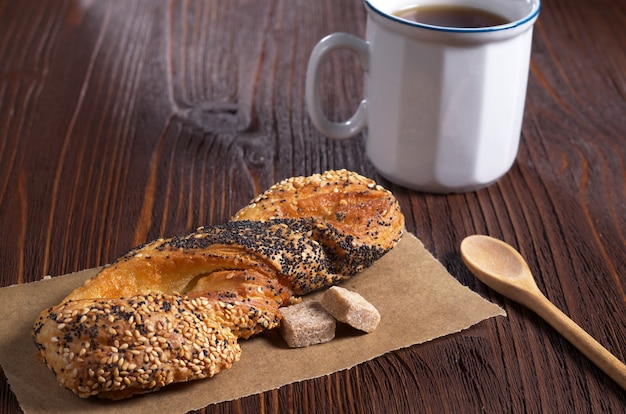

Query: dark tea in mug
393,5,510,28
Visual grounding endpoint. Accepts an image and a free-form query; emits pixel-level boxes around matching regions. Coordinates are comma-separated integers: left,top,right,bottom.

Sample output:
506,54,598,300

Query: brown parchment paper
0,233,505,413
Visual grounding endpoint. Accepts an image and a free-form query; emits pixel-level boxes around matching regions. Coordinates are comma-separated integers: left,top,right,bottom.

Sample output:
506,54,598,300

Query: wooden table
1,0,624,412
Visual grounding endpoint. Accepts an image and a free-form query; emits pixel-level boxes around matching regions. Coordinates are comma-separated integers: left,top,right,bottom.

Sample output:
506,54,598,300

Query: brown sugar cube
320,286,380,333
279,301,336,348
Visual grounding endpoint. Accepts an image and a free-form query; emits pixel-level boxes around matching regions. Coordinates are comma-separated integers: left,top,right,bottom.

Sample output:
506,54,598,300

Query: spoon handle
527,291,626,390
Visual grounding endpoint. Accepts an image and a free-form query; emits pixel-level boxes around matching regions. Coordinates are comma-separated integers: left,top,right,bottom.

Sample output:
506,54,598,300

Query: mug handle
305,32,369,140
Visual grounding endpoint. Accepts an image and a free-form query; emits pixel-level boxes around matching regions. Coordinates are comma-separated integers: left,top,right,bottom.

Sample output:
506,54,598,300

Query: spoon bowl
461,234,540,307
460,234,626,390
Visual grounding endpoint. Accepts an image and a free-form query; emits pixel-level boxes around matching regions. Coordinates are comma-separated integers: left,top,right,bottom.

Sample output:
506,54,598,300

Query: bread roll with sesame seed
33,170,404,399
33,291,282,399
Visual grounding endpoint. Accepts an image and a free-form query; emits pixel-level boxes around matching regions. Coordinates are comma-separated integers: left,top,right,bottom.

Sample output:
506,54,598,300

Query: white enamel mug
306,0,541,193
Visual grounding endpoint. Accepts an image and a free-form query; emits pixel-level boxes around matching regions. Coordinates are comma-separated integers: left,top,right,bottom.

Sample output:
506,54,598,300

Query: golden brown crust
33,170,405,399
233,170,404,277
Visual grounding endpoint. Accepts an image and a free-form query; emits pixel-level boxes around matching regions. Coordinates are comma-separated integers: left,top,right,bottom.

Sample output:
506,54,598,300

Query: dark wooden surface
1,0,624,412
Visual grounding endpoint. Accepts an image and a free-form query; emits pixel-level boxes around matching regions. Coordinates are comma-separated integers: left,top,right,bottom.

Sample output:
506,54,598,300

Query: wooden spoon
460,234,626,390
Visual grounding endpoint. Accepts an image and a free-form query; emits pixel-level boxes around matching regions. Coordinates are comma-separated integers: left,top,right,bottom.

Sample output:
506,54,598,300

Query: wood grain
0,0,624,412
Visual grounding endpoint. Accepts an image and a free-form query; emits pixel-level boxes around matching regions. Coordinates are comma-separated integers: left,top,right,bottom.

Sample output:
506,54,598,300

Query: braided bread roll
33,170,404,399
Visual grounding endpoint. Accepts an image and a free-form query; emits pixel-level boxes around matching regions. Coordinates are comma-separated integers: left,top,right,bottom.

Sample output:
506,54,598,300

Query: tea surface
394,5,510,28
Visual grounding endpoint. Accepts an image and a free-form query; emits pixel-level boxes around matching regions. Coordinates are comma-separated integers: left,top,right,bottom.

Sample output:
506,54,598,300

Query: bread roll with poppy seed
232,169,405,276
61,219,342,301
33,170,404,399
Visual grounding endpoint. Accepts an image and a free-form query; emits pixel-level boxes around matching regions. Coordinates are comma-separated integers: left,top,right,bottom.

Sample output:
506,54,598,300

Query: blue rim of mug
364,0,541,33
